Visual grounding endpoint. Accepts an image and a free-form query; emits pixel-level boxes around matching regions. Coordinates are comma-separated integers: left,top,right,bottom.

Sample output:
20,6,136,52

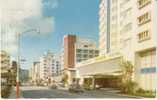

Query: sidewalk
9,87,23,99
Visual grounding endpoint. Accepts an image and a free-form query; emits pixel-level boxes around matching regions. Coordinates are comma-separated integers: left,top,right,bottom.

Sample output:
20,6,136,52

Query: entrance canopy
76,56,122,77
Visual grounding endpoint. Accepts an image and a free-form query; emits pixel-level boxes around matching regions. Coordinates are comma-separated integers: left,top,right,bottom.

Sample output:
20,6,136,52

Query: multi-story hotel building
31,51,62,85
39,51,54,84
134,0,157,91
75,38,99,64
76,0,156,91
63,34,99,84
63,35,99,69
52,56,61,76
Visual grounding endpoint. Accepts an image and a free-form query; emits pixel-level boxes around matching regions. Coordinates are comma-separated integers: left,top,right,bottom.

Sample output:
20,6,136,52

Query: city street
21,86,141,98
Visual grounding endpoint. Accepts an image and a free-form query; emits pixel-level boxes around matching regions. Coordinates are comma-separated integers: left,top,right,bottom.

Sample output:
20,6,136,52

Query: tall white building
134,0,157,91
39,51,54,83
99,0,157,91
52,56,61,76
31,62,40,84
99,0,120,55
39,51,62,84
76,0,156,91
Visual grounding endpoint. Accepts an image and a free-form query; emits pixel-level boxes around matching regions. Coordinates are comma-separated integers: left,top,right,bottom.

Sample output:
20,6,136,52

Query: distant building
63,34,99,85
63,35,99,69
52,56,61,77
1,50,10,74
39,51,54,84
0,50,10,85
19,68,29,83
63,35,76,69
51,55,62,83
10,61,17,86
31,62,40,84
36,51,62,85
75,37,99,64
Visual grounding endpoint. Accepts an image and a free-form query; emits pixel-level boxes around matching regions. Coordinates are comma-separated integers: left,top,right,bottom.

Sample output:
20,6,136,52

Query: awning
77,56,122,77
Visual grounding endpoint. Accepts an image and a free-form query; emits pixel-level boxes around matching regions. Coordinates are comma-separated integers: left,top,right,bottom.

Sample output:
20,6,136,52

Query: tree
119,59,137,94
120,60,133,82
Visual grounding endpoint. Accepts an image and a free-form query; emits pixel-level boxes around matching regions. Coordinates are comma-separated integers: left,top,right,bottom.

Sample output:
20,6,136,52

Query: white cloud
0,0,57,54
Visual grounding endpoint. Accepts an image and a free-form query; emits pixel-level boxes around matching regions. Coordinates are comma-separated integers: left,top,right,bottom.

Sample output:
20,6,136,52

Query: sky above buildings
1,0,100,69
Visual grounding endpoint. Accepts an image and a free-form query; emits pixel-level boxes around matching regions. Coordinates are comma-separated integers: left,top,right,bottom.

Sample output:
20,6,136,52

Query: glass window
138,0,151,9
83,54,88,58
138,12,151,26
89,50,94,53
138,30,150,42
77,49,82,53
77,54,81,57
84,50,88,53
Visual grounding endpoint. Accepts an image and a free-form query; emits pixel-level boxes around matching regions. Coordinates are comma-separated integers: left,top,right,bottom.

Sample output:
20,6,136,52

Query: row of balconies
137,0,152,43
138,0,151,9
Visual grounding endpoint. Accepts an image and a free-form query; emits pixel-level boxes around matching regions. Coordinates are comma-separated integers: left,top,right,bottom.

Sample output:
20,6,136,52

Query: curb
117,93,144,98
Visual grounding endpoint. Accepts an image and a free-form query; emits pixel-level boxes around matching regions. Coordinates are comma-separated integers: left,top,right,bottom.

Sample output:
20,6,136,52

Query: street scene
1,0,157,99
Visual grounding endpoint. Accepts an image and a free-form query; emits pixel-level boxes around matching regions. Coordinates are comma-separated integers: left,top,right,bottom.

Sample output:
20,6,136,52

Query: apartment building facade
39,51,54,84
30,51,62,85
134,0,157,91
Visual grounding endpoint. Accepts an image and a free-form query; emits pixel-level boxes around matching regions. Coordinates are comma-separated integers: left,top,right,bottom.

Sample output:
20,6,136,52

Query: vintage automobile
68,83,84,93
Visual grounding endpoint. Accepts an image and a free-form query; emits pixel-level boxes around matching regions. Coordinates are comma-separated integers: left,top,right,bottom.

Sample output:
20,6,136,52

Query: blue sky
20,0,100,69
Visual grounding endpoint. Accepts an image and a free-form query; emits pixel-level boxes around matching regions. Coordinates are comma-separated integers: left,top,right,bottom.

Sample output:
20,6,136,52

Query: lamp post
16,29,40,98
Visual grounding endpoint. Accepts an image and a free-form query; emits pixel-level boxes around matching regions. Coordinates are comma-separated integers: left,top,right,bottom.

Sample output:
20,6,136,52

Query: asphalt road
21,86,141,98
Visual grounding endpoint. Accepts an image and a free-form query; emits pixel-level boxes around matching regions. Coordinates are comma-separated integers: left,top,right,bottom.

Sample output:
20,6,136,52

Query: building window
138,30,150,42
76,49,82,53
83,54,88,58
84,50,88,53
95,50,99,54
77,54,81,57
89,55,93,58
138,12,151,26
138,0,151,9
89,50,93,53
77,59,81,62
84,45,88,47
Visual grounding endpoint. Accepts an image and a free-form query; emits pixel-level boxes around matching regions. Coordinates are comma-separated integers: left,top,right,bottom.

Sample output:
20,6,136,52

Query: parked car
68,83,84,93
49,84,58,89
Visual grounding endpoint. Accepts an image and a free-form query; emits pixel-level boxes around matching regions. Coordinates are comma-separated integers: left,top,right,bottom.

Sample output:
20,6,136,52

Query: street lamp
16,28,40,98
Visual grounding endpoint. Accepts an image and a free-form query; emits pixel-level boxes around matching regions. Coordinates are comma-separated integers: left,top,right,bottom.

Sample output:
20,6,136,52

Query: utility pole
16,32,20,98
